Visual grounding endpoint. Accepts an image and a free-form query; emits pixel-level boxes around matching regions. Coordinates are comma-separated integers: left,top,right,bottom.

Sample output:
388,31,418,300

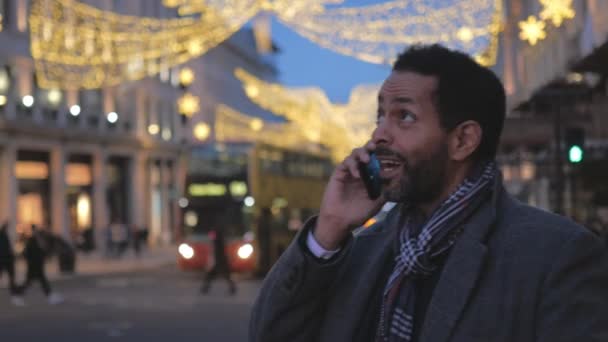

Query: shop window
16,150,50,234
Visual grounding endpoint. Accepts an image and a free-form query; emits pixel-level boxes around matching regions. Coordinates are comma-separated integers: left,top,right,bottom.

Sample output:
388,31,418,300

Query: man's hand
315,142,386,250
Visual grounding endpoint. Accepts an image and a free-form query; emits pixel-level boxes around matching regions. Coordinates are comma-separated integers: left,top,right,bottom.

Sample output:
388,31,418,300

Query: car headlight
237,243,254,259
178,243,195,259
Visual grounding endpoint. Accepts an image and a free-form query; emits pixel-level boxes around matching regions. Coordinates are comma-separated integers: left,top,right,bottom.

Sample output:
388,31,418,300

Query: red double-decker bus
177,143,332,275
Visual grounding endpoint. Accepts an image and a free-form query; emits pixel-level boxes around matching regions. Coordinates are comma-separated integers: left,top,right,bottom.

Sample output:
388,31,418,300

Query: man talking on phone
249,44,608,342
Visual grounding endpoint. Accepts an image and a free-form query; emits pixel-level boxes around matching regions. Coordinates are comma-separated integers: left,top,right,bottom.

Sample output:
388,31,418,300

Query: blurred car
177,232,256,273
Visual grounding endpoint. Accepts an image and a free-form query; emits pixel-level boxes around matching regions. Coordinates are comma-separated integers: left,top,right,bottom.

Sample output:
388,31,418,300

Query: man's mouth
377,157,403,179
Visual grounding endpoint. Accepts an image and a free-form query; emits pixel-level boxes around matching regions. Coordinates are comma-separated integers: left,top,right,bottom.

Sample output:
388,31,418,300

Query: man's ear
448,120,482,161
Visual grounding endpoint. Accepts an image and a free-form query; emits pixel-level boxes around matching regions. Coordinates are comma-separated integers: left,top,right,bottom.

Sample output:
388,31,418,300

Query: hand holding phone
358,152,382,200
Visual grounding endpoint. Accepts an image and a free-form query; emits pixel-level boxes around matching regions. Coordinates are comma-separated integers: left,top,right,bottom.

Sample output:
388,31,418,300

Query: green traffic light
568,145,583,163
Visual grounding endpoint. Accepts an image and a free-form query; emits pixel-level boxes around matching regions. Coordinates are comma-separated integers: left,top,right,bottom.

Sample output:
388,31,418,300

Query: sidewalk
1,244,178,288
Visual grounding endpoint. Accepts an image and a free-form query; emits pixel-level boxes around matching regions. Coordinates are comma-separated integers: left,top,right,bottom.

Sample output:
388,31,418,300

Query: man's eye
376,110,385,125
399,111,416,123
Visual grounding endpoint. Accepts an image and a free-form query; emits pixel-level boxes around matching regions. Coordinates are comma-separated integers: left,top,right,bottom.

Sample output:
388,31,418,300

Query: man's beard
379,142,449,204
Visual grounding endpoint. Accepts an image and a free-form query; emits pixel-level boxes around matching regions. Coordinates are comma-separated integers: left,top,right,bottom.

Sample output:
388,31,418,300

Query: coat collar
417,175,504,342
345,174,505,342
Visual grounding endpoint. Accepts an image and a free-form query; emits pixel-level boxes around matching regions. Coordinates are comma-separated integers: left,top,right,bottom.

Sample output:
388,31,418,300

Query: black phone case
358,153,382,200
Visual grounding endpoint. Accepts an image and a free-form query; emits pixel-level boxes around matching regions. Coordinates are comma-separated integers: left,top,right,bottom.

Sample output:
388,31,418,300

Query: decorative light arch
30,0,502,89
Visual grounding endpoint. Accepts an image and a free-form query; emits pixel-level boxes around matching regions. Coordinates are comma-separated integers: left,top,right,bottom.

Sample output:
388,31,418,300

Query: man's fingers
343,156,360,178
353,147,370,164
336,146,375,179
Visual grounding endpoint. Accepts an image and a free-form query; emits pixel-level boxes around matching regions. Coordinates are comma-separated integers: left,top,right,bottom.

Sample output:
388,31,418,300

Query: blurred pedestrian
201,228,236,295
111,222,129,257
0,222,24,306
132,225,149,257
20,225,63,305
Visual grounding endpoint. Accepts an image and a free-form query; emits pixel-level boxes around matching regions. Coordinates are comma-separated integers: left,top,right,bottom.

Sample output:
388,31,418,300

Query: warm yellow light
521,161,536,181
0,68,9,92
0,95,6,106
457,27,474,42
47,89,62,106
540,0,575,27
30,0,501,90
148,124,160,135
245,85,260,98
233,68,378,161
193,122,210,141
519,16,547,46
16,161,48,180
187,40,204,55
29,0,253,89
162,0,183,8
178,93,200,117
76,193,92,229
184,211,198,227
179,67,195,87
567,72,584,84
66,163,92,186
250,118,263,131
363,217,377,228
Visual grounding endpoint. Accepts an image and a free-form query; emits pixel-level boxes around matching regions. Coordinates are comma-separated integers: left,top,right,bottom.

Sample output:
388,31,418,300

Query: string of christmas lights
234,68,378,161
279,0,503,66
30,0,256,89
214,104,321,153
518,0,576,46
31,0,503,89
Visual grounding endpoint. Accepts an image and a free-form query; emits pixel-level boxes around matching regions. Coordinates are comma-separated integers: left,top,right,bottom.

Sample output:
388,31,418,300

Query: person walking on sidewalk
201,228,236,295
0,222,24,306
20,225,63,305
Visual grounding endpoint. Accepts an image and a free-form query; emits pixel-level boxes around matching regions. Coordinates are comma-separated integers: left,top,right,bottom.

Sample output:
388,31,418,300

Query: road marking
87,320,133,338
97,279,130,288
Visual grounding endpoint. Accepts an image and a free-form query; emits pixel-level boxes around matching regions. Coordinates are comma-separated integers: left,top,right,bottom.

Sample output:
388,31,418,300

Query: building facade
0,0,278,251
495,0,608,221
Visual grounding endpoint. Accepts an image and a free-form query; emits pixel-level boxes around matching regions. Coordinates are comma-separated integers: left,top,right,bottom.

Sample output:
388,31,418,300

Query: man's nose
372,122,392,146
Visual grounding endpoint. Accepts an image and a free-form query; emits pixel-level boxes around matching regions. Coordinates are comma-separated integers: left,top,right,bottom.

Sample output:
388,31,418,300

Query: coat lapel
323,206,402,341
418,185,502,342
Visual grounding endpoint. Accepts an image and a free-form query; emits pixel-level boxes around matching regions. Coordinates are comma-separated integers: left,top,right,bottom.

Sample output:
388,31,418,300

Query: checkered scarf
376,161,497,342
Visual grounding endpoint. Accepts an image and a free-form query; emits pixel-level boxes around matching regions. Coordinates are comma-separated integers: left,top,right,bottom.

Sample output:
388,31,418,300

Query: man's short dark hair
392,44,506,161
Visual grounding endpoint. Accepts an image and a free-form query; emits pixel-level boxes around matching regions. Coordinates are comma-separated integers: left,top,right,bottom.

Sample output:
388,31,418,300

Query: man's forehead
379,71,437,100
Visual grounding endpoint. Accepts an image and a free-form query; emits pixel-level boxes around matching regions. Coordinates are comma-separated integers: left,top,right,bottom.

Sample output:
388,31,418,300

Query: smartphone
358,152,382,200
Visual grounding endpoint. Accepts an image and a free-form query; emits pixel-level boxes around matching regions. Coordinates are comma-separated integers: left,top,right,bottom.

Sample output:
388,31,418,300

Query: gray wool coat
249,180,608,342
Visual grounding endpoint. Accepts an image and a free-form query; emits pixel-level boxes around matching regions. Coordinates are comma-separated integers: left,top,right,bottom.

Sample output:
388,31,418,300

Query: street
0,266,261,341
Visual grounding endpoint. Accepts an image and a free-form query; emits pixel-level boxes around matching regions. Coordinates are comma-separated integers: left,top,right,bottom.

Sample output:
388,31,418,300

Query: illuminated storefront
66,155,93,250
15,150,50,235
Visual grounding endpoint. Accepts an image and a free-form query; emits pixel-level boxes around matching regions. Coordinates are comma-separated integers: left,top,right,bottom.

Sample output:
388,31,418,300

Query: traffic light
565,127,585,163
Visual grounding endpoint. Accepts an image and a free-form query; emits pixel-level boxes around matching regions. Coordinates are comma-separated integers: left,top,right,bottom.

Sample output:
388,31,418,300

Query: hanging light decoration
539,0,575,27
179,67,196,87
519,16,547,46
30,0,256,89
214,104,320,153
278,0,503,66
518,0,576,46
177,93,200,117
234,68,379,161
30,0,502,89
193,122,211,141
